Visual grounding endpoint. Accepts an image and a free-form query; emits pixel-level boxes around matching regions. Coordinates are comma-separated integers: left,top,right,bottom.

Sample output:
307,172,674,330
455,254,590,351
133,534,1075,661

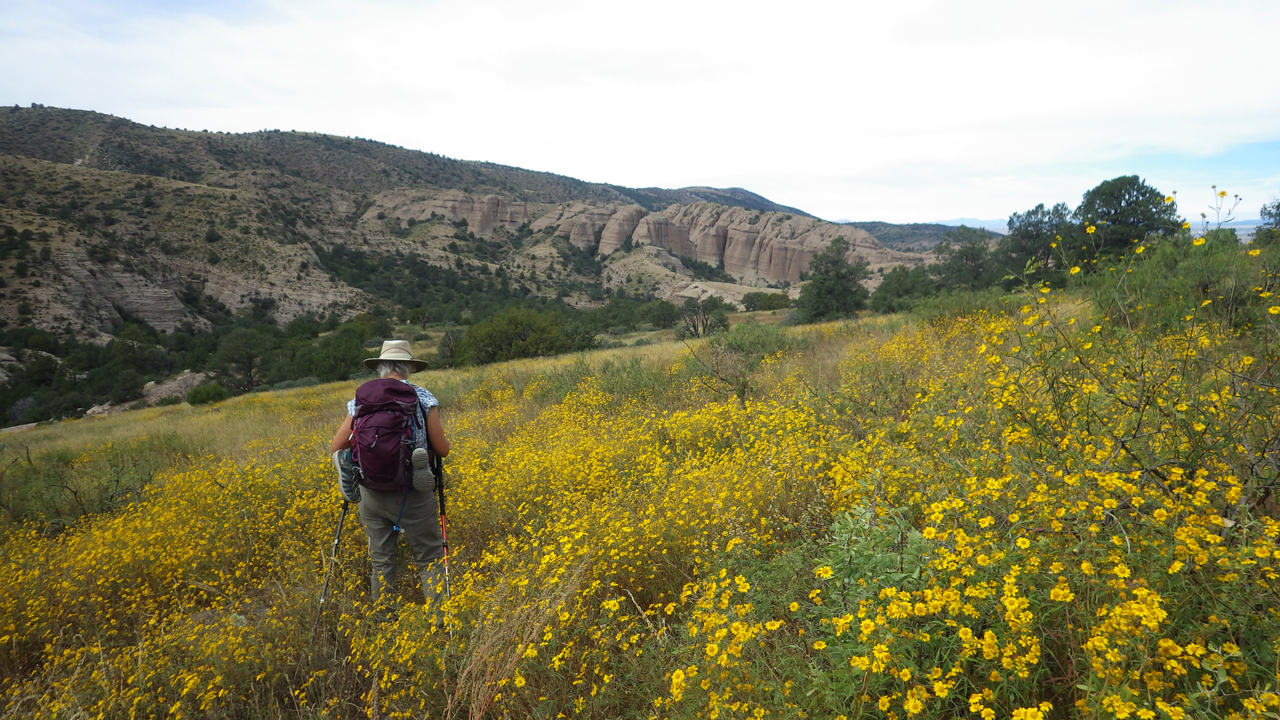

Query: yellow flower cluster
1,289,1278,720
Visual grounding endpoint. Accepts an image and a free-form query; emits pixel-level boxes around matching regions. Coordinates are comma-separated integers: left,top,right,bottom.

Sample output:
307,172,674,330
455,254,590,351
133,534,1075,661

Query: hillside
0,106,923,342
842,220,991,251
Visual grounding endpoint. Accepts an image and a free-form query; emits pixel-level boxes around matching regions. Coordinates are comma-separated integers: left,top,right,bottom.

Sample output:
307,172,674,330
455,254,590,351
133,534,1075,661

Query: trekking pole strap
391,483,408,533
319,500,349,609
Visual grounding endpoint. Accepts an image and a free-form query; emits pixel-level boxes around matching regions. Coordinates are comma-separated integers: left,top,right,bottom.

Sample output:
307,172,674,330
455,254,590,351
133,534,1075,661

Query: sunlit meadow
2,231,1279,720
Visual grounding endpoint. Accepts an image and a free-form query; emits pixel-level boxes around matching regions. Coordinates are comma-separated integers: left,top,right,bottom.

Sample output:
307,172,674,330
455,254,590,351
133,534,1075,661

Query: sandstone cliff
371,189,531,235
513,199,924,287
52,243,209,338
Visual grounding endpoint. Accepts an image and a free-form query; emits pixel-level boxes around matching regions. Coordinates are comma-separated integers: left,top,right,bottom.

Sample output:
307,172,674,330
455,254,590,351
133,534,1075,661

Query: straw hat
363,339,429,373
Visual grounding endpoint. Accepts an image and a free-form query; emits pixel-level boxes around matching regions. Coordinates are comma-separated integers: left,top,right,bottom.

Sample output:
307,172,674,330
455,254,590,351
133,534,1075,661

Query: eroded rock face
198,263,362,326
636,204,920,285
529,202,592,234
632,213,694,258
52,246,209,334
663,204,918,285
522,199,922,287
369,191,926,297
417,190,529,234
565,206,617,250
142,369,207,403
0,347,16,385
598,205,648,254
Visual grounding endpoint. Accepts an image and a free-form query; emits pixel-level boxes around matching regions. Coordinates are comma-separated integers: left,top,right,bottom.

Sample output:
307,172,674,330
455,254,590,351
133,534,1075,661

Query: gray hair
376,361,414,379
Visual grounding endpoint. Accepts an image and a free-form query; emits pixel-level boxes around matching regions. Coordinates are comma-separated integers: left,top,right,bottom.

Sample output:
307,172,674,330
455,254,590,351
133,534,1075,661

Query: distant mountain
0,107,826,217
672,187,812,217
932,218,1009,234
840,221,968,252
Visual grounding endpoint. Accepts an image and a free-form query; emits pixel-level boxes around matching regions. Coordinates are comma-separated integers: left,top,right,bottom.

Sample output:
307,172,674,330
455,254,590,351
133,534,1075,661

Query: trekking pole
433,453,451,600
313,499,349,634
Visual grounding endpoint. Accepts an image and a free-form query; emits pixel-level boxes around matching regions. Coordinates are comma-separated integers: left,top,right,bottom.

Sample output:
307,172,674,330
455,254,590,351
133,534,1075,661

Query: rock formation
52,245,209,336
661,204,918,285
374,189,530,234
598,205,649,254
515,198,924,287
142,369,207,403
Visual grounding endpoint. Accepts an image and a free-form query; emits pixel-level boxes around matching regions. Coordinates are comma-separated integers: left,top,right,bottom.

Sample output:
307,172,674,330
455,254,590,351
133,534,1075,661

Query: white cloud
2,0,1277,222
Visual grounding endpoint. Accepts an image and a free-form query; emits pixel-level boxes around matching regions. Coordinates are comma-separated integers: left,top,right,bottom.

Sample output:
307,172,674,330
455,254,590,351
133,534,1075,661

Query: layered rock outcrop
520,199,924,286
52,246,209,335
598,205,649,254
565,206,616,250
663,204,918,285
425,191,528,235
374,189,530,235
29,239,359,340
366,188,923,298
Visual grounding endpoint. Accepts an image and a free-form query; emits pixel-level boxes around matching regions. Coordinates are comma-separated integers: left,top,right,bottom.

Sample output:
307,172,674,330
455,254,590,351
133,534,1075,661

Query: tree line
6,177,1275,426
0,286,699,425
796,176,1280,323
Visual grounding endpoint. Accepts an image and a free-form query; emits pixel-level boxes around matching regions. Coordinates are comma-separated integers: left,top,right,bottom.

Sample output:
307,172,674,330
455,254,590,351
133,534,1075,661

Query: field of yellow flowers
2,239,1280,720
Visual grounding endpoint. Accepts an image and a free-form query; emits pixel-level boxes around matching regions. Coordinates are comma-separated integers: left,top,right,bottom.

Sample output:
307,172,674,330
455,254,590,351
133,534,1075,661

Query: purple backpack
351,379,421,492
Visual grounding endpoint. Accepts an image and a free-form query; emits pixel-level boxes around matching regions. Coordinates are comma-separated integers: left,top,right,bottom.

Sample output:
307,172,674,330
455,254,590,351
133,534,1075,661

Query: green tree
209,328,273,393
795,237,870,323
405,307,430,329
293,326,371,381
741,291,791,312
1074,175,1179,253
639,300,680,329
187,382,229,405
435,329,464,368
108,369,144,405
1254,199,1280,247
999,202,1073,283
932,226,998,292
679,296,734,338
869,264,934,314
455,307,588,365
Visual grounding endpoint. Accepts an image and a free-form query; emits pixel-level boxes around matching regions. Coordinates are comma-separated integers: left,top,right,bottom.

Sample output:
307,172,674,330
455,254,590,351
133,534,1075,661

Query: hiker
330,339,451,607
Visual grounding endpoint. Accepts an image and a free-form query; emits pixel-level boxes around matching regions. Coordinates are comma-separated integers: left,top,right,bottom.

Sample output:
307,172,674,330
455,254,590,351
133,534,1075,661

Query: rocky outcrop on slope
30,233,361,340
143,369,206,403
520,199,924,286
422,191,529,234
598,205,649,254
371,189,531,235
52,245,209,336
664,204,918,285
528,202,617,249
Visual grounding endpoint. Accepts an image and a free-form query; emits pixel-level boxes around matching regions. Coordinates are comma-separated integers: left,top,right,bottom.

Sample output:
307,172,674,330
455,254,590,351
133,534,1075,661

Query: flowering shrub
2,237,1278,720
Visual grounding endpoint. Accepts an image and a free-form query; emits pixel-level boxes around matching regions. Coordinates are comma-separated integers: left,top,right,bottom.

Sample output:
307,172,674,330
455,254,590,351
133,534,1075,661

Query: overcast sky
2,0,1277,224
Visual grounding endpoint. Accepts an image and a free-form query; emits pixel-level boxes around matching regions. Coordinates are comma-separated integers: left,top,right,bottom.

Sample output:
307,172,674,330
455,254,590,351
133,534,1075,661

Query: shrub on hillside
677,296,733,338
869,264,935,314
741,291,791,312
454,307,595,366
1077,226,1278,334
186,382,228,405
692,320,798,404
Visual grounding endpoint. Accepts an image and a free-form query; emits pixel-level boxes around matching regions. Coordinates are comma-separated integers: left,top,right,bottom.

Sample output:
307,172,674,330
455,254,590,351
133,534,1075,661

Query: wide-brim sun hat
363,339,429,373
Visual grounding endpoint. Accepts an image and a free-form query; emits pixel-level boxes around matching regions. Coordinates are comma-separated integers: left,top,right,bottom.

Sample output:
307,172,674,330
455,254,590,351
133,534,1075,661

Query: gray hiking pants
357,486,445,606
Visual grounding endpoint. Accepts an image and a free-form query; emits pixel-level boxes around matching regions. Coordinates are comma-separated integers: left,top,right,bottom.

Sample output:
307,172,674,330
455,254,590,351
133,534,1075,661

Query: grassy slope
1,286,1278,720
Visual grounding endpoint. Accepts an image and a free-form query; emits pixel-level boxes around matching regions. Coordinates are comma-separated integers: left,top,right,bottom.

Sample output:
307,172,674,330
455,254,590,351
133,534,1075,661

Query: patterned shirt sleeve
413,384,439,410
